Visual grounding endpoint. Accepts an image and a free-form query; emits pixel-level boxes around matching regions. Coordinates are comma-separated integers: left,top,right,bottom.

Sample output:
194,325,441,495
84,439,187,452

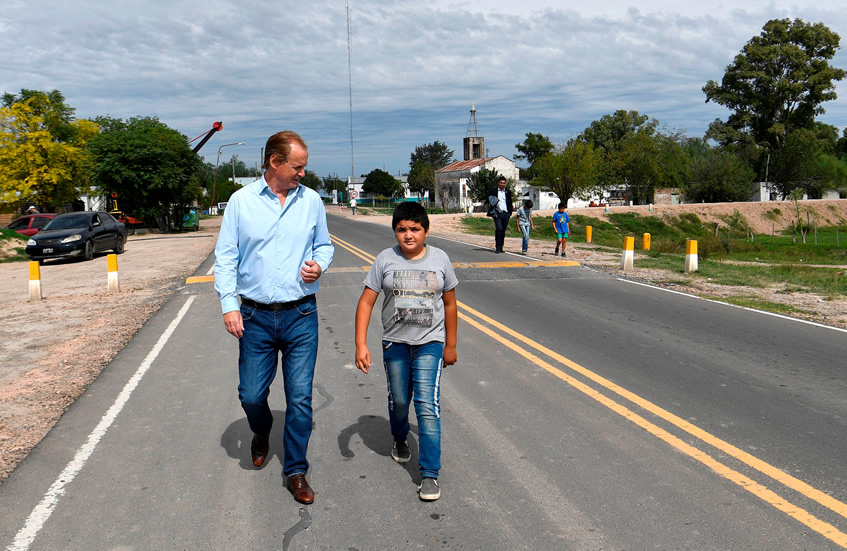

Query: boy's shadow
220,410,286,470
338,415,420,483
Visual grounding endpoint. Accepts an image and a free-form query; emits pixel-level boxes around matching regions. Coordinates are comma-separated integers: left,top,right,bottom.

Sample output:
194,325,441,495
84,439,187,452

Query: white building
435,156,519,212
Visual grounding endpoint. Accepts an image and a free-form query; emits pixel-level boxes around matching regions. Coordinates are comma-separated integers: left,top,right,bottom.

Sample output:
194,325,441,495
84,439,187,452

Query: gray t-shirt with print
363,244,458,345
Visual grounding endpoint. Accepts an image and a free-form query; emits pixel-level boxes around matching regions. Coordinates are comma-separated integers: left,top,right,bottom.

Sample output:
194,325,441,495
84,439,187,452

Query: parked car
3,213,56,237
26,211,127,262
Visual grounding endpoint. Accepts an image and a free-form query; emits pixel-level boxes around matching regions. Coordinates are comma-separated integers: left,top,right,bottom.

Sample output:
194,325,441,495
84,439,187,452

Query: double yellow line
331,232,847,548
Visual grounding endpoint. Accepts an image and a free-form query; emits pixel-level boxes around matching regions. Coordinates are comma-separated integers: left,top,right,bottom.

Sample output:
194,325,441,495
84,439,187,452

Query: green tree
409,141,454,170
533,139,602,206
300,169,322,191
0,94,98,210
614,131,689,205
467,168,504,205
684,150,756,203
88,116,203,225
514,132,554,178
321,173,346,196
580,110,657,154
362,168,403,199
703,18,845,151
767,128,834,198
408,161,435,199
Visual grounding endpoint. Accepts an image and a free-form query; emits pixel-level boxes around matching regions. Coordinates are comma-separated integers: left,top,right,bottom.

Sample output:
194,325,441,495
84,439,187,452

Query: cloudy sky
3,1,847,180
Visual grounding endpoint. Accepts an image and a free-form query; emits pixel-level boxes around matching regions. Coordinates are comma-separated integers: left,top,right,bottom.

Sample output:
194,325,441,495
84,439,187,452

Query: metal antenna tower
466,103,480,137
347,0,355,181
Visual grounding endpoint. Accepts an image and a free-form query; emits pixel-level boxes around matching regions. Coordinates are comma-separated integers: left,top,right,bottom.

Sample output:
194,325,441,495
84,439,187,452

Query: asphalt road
1,212,846,550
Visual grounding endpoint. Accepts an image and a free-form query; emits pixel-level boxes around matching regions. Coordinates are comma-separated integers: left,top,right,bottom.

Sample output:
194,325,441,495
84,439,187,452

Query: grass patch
0,228,29,263
707,295,815,316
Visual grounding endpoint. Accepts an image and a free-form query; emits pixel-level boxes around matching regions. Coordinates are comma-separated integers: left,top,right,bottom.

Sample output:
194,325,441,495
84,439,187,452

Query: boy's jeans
237,297,318,476
519,223,531,251
382,340,443,479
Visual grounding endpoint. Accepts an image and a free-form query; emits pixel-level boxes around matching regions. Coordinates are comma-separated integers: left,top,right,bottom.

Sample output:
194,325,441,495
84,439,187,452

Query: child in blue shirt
552,202,570,257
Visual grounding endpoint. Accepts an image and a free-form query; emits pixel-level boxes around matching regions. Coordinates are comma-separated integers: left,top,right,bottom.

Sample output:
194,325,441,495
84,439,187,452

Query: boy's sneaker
554,246,559,255
561,251,567,258
391,440,411,463
419,478,440,501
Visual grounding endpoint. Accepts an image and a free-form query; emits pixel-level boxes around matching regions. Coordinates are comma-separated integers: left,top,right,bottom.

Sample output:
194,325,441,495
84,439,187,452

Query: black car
26,211,127,262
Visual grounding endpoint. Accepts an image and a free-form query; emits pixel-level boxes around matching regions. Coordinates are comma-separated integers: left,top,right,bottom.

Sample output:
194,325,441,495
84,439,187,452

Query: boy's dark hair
558,202,566,209
524,200,533,209
392,201,429,231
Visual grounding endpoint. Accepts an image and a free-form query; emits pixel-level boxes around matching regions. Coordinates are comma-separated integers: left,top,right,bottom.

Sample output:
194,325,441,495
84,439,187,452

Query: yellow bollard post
621,236,635,271
684,239,698,272
29,261,43,301
642,233,651,251
107,254,120,292
585,225,593,244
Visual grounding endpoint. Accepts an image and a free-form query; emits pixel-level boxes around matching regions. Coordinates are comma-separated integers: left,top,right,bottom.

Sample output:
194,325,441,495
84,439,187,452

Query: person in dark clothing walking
487,176,513,253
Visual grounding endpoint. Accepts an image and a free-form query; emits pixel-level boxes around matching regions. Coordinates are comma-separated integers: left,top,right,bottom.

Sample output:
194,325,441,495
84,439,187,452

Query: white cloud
1,0,846,178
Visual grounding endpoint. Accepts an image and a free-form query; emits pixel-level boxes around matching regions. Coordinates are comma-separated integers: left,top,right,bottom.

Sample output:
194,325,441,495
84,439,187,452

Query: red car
4,213,56,237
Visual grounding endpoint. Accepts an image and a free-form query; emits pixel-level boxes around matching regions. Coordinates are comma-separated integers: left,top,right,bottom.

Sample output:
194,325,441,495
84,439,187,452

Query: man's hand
223,310,244,339
301,260,322,283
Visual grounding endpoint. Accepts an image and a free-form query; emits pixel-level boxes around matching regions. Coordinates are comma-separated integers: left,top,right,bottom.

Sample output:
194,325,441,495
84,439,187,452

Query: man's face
498,180,506,190
271,144,308,189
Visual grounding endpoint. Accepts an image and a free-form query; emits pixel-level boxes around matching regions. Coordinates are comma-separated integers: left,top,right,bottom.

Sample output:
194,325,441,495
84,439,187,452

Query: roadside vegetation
0,229,28,262
461,212,847,299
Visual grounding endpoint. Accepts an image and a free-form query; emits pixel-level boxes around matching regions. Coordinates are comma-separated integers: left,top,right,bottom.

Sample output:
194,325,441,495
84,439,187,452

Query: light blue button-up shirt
214,175,334,314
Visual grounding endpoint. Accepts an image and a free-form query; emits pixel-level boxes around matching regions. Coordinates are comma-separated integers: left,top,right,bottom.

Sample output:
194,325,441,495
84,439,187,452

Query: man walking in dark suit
487,176,513,253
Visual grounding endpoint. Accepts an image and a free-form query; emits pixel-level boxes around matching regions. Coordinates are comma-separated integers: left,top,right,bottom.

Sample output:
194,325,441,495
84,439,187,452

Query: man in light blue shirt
214,130,333,505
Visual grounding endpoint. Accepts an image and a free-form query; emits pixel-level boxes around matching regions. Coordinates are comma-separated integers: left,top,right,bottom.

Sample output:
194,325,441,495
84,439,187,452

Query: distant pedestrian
553,202,570,257
354,201,458,501
515,199,534,253
350,198,357,215
487,175,513,253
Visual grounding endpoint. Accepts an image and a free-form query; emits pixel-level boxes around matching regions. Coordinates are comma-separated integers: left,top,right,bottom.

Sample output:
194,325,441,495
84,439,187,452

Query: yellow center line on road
457,303,847,548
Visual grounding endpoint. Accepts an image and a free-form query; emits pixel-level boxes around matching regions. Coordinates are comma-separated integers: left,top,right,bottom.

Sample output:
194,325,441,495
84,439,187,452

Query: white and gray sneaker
419,478,440,501
391,440,411,463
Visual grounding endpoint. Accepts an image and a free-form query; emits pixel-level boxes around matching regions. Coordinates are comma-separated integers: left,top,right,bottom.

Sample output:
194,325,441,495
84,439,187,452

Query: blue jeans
519,223,531,251
382,341,443,479
238,296,318,476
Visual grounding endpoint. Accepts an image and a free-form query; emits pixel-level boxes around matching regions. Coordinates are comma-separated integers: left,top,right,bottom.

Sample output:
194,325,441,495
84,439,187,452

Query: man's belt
240,295,314,311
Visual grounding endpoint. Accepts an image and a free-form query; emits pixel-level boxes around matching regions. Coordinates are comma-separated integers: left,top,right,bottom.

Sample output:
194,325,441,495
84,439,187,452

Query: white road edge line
618,278,847,333
7,296,197,551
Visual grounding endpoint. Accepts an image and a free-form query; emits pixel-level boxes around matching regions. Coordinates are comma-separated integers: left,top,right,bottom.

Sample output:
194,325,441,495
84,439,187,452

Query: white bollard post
621,236,635,271
684,239,698,273
107,254,120,292
29,261,43,301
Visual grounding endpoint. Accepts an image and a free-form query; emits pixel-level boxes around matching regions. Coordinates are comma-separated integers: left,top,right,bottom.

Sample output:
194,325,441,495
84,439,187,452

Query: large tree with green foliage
533,139,602,207
362,168,403,198
580,110,657,154
300,169,322,192
88,116,203,225
514,132,554,178
703,18,845,151
467,168,504,205
684,150,756,203
614,131,689,205
321,173,346,196
0,90,98,210
407,161,435,199
409,141,454,170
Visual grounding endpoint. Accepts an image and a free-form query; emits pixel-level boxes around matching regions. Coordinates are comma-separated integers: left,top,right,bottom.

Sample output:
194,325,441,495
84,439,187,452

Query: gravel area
1,200,845,482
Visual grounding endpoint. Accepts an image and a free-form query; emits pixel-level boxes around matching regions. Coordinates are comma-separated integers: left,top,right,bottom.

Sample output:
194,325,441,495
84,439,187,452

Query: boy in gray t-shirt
355,202,458,501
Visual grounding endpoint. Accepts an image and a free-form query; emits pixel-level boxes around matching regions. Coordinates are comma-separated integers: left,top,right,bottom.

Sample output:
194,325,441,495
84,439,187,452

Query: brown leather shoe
251,433,270,468
287,474,315,504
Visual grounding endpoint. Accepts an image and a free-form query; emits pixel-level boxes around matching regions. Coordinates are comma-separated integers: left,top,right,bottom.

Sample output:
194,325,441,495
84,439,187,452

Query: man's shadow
220,410,287,470
338,415,420,483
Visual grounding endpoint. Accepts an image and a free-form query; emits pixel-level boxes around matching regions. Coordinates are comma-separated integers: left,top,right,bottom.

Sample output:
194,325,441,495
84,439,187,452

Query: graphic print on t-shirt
391,270,437,327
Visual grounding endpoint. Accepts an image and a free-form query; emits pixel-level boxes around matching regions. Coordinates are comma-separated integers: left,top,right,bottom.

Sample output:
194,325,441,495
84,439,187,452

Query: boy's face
394,219,429,258
558,207,565,212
